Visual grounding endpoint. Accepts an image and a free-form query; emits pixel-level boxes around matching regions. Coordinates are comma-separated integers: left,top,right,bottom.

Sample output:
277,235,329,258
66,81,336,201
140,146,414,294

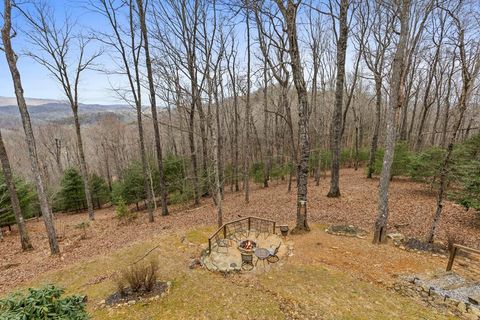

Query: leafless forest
1,0,480,255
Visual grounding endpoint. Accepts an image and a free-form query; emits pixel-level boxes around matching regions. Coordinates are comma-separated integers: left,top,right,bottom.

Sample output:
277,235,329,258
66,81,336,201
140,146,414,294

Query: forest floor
0,168,479,318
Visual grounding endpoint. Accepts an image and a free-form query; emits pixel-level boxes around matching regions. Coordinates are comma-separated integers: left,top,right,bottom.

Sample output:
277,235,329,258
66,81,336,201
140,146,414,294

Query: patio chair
267,243,281,263
213,234,229,253
254,247,270,269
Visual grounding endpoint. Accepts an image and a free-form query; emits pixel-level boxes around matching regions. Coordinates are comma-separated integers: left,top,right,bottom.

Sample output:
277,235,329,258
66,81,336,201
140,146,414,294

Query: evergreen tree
57,168,85,212
0,173,38,227
89,173,110,209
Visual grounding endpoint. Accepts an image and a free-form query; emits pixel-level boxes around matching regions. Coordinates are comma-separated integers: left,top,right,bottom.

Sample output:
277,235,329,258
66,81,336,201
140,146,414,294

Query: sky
0,0,347,106
0,0,122,105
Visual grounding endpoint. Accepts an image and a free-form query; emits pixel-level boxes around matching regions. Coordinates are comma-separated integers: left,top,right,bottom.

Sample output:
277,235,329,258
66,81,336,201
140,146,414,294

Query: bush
0,173,38,228
449,134,480,213
0,285,88,320
115,198,136,222
169,189,194,205
408,147,445,182
115,259,159,295
373,141,412,178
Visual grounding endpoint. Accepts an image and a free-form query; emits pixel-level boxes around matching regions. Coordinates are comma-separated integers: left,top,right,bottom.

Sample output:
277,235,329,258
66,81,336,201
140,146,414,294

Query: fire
239,240,256,251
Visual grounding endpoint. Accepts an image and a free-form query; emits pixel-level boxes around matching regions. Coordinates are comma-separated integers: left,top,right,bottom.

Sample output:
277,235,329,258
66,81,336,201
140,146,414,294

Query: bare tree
427,4,480,243
20,2,101,220
327,0,349,198
273,0,310,232
90,0,154,217
1,0,59,254
0,129,33,250
136,0,168,218
359,0,395,179
373,0,411,244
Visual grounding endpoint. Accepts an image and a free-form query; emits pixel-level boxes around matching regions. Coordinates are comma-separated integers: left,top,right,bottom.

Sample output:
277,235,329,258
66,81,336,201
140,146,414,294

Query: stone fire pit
201,217,294,272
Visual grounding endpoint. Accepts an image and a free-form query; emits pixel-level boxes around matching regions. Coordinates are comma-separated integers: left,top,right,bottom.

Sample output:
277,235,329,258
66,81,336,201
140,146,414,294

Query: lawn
14,224,457,319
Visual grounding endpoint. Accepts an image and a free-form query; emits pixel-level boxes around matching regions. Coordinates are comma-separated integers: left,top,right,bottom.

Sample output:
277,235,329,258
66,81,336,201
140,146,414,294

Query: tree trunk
2,0,59,254
277,0,310,232
244,1,251,204
262,59,270,188
137,0,168,218
72,109,94,220
367,75,382,179
327,0,349,198
0,130,33,250
428,24,477,243
373,0,410,244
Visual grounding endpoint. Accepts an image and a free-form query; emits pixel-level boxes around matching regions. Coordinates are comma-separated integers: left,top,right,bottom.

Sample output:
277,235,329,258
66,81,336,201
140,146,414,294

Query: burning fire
240,240,256,250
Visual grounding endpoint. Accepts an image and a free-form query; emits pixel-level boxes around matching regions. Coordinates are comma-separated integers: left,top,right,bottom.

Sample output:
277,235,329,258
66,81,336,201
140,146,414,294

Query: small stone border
393,278,480,319
325,225,367,239
96,281,172,310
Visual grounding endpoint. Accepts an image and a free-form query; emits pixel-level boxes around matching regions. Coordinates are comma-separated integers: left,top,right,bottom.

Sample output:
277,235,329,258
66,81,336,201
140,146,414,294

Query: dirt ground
0,168,478,295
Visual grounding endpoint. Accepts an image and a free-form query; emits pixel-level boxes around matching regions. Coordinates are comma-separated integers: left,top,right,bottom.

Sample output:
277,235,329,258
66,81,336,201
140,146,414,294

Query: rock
458,302,467,313
189,258,202,269
128,300,136,305
98,299,106,306
387,233,405,242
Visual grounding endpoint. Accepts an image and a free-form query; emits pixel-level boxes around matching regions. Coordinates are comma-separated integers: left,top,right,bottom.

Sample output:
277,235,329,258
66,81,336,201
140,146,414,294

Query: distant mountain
0,97,137,127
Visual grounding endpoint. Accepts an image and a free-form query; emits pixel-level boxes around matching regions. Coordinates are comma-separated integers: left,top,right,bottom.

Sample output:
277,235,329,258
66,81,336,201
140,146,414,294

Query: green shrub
0,173,38,228
408,147,445,182
449,134,480,213
162,153,187,194
251,162,265,184
0,285,88,319
169,188,194,205
373,141,412,178
115,198,136,222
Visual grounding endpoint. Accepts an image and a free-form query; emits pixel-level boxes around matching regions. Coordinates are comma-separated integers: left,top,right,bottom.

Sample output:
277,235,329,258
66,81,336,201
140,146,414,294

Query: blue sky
0,1,121,104
1,0,350,105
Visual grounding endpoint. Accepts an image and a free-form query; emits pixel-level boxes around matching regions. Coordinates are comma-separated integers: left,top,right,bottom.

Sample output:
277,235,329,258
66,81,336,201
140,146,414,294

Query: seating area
202,217,292,272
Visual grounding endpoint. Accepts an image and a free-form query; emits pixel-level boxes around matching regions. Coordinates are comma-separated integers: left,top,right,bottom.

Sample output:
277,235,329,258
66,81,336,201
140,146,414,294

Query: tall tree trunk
0,130,33,250
373,0,410,244
137,0,168,218
327,0,348,198
72,109,94,220
244,1,251,203
367,75,381,178
2,0,59,254
276,0,310,232
262,60,270,188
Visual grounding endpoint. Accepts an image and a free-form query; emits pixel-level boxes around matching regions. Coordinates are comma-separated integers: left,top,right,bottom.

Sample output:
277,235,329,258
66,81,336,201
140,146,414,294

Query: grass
3,225,457,319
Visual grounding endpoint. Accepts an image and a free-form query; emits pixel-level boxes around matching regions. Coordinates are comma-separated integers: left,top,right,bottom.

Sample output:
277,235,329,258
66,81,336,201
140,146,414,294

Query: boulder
387,233,405,243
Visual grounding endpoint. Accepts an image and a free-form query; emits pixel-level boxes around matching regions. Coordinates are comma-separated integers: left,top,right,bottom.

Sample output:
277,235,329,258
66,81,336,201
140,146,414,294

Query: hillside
0,96,136,127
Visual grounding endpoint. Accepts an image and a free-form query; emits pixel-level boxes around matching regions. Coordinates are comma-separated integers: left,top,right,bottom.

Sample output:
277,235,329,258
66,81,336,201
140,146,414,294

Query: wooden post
273,221,276,234
208,238,212,253
223,224,227,238
447,246,458,271
248,217,251,232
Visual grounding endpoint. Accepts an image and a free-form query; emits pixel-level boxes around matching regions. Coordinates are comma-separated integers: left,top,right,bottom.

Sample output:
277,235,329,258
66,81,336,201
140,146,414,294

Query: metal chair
267,243,281,263
254,247,270,269
213,234,229,253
